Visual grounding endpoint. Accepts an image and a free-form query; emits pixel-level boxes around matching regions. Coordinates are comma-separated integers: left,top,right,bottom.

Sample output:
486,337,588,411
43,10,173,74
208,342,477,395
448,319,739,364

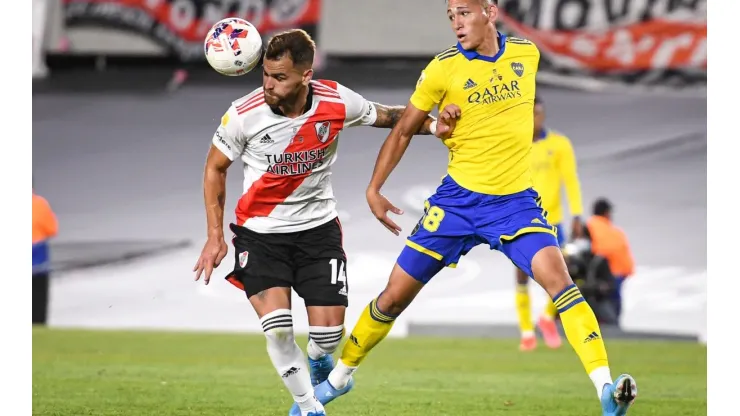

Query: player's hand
193,235,228,285
366,189,404,235
434,104,461,139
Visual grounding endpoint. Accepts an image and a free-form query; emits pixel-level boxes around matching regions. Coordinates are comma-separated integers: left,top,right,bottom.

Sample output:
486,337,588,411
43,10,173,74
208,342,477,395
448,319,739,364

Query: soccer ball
204,18,263,76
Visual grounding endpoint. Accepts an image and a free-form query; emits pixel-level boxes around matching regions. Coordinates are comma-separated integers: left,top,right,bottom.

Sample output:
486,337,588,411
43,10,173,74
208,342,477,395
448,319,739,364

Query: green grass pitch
32,327,706,415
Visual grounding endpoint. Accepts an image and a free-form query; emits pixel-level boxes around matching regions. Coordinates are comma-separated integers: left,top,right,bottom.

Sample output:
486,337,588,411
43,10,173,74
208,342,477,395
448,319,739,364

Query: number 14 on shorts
329,258,347,285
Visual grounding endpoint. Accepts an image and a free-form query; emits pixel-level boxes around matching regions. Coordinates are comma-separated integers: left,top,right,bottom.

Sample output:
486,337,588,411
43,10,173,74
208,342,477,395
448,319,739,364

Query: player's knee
375,263,426,316
260,309,295,352
376,290,410,316
531,245,574,296
308,325,345,354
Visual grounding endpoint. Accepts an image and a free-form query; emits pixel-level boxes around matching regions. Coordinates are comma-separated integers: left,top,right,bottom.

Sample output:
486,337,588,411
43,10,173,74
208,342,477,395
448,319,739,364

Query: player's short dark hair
535,95,543,105
446,0,498,6
593,198,613,217
264,29,315,68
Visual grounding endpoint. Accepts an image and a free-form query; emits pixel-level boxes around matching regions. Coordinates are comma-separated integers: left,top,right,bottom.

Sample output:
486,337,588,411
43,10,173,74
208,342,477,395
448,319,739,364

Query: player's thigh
226,223,294,307
293,218,349,308
399,197,476,284
476,190,559,275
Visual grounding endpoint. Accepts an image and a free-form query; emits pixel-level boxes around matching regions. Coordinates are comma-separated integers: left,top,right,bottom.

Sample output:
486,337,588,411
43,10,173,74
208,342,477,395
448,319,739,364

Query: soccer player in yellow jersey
517,95,586,352
292,1,638,415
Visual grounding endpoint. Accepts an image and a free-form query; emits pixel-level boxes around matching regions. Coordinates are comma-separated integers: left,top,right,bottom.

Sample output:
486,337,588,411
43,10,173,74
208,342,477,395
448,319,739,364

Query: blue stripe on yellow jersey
410,33,540,195
531,129,584,225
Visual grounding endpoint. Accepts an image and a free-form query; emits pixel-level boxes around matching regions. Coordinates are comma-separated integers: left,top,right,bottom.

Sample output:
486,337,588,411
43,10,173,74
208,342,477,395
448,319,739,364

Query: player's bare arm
366,103,461,235
194,144,232,284
371,103,437,135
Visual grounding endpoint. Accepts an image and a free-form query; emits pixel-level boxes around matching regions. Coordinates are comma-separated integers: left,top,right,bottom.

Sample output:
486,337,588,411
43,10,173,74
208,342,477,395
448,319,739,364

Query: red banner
63,0,322,60
501,14,706,72
497,0,706,88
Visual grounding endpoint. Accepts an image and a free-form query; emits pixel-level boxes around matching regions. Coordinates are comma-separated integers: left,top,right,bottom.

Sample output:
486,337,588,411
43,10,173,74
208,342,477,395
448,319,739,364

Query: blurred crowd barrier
34,0,706,90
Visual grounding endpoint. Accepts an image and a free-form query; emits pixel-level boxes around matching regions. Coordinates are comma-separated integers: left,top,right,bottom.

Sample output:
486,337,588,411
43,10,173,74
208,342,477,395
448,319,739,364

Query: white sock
261,309,324,415
589,366,613,398
307,325,345,360
327,359,357,390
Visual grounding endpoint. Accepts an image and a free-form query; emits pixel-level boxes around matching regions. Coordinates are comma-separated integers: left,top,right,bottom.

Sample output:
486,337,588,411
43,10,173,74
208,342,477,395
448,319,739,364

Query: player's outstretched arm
371,103,437,135
366,103,461,235
194,145,232,284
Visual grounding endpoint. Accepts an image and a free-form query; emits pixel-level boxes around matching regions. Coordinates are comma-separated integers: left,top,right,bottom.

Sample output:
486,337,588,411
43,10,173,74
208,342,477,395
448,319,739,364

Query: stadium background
32,0,707,414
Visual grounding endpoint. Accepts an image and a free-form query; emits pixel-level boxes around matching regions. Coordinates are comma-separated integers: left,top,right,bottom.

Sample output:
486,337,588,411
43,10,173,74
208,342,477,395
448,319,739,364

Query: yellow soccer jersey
410,33,540,195
530,129,584,225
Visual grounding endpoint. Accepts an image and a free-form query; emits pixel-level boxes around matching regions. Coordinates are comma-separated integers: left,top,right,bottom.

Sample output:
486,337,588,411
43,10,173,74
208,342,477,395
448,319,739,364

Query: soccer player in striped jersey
305,2,638,415
192,29,457,416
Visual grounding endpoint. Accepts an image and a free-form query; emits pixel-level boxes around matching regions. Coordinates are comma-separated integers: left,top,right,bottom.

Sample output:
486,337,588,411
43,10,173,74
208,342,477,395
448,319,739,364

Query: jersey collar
456,32,507,63
269,84,314,117
534,128,548,142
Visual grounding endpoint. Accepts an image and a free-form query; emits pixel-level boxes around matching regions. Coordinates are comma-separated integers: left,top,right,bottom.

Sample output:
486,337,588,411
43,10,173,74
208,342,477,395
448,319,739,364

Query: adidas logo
338,286,348,296
281,366,299,378
531,218,543,225
584,331,600,343
260,134,274,144
349,334,361,348
463,78,477,90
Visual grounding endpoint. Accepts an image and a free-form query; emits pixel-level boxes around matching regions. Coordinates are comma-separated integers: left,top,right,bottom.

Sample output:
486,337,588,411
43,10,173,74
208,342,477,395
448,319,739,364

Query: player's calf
261,309,324,416
306,325,344,386
530,245,614,397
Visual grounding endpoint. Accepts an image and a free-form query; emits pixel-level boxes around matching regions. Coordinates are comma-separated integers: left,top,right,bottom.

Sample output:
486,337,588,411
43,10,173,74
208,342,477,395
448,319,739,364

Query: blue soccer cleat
306,412,325,416
288,378,354,416
308,354,334,386
601,374,638,416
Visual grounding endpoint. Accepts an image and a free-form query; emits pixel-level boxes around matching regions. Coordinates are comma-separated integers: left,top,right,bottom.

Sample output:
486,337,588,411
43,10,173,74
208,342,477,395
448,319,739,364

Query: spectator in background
585,198,634,320
32,189,58,325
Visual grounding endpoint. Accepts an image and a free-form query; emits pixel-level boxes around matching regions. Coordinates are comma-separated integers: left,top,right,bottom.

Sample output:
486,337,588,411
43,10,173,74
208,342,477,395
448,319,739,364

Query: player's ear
488,3,498,23
302,68,314,86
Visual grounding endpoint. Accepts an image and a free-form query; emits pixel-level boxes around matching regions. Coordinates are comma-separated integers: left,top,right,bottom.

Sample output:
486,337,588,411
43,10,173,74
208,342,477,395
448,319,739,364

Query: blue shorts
397,175,560,283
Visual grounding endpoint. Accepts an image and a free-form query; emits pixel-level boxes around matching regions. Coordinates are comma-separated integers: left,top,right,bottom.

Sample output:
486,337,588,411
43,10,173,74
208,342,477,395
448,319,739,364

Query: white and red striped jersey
212,79,378,233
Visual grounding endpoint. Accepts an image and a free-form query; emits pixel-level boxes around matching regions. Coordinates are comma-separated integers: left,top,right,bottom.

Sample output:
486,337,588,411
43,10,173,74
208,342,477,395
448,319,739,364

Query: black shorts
225,218,348,307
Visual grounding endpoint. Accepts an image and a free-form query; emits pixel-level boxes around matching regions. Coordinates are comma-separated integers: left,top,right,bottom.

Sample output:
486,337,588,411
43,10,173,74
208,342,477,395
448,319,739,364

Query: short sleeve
337,83,378,128
212,104,245,161
409,58,447,112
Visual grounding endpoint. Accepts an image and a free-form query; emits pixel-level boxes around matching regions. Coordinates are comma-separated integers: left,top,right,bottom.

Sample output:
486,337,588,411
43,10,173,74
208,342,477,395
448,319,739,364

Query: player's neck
278,85,310,118
475,28,500,57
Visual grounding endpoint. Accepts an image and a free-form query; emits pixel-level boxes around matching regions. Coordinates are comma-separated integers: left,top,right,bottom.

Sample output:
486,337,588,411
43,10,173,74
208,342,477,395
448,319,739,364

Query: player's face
447,0,497,50
262,55,313,107
533,104,545,136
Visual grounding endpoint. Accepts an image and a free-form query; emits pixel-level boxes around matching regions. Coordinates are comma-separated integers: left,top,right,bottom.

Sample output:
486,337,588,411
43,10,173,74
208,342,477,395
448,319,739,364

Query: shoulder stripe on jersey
236,89,263,108
315,79,339,90
237,97,265,115
237,93,264,112
507,36,533,45
437,49,460,61
435,46,457,57
313,85,341,99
